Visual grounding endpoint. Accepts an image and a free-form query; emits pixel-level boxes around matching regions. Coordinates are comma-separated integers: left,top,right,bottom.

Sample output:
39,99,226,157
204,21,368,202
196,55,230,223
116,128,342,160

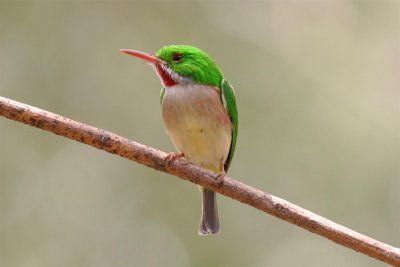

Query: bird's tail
198,187,220,235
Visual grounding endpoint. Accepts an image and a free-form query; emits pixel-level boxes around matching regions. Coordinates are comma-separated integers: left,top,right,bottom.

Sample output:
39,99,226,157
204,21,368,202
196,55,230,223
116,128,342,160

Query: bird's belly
161,84,232,173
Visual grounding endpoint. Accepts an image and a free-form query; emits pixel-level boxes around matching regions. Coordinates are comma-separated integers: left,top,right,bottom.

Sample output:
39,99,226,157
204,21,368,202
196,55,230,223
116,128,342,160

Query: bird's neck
153,63,196,87
155,64,177,87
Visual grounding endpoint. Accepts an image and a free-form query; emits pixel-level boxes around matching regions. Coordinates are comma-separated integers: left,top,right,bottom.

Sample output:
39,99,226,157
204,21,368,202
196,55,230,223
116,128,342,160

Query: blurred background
0,1,399,266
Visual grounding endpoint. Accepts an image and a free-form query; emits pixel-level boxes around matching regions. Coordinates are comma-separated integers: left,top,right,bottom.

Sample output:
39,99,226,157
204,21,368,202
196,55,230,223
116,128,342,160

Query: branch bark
1,96,399,266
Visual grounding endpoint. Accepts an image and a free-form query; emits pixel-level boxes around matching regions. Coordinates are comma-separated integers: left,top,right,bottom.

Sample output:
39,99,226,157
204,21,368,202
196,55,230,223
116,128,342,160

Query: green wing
160,87,165,105
221,80,238,172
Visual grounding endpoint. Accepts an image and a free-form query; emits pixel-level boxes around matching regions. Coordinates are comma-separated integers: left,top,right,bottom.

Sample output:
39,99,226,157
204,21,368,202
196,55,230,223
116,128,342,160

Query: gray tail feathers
199,188,220,235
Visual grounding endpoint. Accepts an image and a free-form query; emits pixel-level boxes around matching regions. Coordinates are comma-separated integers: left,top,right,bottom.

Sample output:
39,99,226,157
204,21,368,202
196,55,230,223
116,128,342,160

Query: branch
1,95,399,266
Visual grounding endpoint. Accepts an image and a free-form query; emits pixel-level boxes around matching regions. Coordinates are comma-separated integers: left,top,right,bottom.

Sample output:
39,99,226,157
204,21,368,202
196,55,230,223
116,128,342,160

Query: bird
121,45,238,235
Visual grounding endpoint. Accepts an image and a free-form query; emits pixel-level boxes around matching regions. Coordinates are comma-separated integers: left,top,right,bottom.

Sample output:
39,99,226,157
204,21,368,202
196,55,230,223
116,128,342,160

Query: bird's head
121,45,223,87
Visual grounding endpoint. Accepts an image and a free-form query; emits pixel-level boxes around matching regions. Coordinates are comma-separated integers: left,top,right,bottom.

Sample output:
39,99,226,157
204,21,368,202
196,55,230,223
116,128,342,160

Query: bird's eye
172,52,184,63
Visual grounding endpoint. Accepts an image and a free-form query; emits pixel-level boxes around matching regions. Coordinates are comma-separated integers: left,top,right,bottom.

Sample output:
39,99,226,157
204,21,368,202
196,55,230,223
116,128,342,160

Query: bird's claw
214,169,225,188
165,152,184,165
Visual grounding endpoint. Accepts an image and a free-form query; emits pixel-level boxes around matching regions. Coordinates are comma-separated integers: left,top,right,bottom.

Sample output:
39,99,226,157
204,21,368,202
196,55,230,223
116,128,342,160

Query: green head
121,45,224,87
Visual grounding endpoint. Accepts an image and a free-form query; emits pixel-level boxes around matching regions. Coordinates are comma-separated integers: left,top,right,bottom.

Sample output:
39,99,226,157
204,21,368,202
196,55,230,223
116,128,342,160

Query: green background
0,1,398,266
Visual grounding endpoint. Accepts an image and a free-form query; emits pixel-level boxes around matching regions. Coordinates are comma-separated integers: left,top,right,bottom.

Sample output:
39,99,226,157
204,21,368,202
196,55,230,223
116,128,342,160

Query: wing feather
221,80,238,172
160,87,166,105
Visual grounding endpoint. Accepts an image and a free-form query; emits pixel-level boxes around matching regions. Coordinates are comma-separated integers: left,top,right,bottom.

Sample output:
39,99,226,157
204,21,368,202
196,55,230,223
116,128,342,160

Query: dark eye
172,52,184,63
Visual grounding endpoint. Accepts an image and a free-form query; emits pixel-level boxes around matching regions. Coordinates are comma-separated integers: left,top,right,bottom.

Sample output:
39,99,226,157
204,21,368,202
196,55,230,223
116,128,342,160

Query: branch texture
1,96,399,266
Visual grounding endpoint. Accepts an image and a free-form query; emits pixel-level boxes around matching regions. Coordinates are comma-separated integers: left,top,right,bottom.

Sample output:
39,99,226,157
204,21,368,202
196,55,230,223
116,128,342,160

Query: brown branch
1,95,399,266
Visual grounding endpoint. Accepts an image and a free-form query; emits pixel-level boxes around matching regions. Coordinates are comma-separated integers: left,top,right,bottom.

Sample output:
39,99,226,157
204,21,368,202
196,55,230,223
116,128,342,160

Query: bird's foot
165,152,184,165
214,168,225,188
214,158,226,187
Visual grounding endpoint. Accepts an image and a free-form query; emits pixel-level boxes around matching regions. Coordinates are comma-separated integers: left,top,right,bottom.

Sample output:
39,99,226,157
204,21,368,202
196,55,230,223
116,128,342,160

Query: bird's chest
161,84,232,170
162,84,225,128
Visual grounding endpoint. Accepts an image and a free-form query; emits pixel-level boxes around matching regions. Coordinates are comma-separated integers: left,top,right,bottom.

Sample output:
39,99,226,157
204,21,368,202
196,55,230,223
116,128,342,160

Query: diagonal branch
0,95,399,266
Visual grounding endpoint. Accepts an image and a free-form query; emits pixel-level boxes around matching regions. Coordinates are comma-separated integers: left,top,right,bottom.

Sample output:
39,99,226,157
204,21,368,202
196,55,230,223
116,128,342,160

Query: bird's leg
165,152,184,164
215,158,225,186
